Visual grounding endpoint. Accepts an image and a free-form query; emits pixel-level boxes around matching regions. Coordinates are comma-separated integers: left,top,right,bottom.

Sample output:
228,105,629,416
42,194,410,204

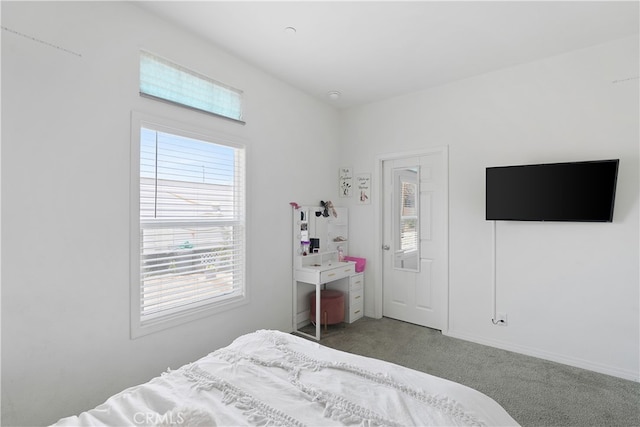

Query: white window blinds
400,179,418,252
138,125,246,325
140,50,244,123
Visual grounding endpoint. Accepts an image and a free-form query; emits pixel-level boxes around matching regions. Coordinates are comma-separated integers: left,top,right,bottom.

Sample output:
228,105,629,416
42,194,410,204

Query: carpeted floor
302,317,640,427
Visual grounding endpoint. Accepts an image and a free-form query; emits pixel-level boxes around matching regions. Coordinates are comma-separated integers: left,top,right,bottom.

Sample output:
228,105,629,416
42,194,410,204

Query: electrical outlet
496,312,508,325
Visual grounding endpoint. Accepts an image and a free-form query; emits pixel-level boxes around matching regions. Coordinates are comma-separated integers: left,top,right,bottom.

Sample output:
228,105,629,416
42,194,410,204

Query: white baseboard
444,330,639,383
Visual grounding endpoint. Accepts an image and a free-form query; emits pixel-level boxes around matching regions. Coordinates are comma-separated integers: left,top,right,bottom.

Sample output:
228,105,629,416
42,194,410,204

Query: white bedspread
54,330,519,426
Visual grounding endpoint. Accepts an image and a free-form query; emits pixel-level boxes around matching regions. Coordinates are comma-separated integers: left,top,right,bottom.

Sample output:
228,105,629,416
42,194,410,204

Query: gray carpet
302,317,640,427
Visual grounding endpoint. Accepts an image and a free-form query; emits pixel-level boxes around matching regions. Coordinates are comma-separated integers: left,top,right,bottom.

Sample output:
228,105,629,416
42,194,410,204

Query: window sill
130,292,248,339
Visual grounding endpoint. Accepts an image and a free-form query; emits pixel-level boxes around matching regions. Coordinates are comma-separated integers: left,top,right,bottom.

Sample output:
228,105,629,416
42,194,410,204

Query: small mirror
393,167,420,271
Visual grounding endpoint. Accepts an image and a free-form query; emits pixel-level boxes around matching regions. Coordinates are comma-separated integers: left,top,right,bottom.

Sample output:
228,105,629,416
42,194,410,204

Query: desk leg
292,280,322,342
315,284,321,340
292,278,297,332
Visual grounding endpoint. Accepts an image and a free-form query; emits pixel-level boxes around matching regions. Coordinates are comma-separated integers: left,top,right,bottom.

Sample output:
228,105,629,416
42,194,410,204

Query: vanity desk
292,205,363,341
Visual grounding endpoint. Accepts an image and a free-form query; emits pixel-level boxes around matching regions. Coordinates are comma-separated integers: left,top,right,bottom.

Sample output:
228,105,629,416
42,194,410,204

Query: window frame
130,111,248,338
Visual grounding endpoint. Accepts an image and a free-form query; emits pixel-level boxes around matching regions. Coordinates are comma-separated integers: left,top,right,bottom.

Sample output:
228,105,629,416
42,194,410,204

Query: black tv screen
486,159,619,222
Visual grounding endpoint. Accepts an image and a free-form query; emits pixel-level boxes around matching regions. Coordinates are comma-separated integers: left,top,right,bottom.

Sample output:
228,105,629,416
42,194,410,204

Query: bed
54,330,519,426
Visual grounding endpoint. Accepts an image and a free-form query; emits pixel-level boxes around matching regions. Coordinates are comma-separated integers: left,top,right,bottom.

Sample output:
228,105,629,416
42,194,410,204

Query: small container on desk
344,256,366,273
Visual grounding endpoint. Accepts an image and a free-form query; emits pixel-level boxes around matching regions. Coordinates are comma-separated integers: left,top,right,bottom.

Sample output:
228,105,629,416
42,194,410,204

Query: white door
382,149,448,330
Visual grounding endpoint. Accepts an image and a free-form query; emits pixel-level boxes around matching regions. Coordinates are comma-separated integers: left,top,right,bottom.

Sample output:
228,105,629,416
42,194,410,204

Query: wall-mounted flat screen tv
486,159,619,222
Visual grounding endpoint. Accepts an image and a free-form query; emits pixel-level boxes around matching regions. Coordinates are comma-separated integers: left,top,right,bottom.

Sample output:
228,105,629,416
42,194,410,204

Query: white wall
340,36,639,381
2,2,638,425
1,2,340,425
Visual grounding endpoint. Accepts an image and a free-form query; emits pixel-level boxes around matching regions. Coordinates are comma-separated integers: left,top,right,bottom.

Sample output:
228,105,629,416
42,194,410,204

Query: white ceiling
136,1,639,109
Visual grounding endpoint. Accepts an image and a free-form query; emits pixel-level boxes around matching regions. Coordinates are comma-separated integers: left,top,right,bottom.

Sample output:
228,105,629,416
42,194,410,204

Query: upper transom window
139,50,244,123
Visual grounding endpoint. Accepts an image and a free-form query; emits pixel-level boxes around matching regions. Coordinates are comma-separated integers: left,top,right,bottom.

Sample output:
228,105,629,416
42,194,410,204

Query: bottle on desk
337,246,344,262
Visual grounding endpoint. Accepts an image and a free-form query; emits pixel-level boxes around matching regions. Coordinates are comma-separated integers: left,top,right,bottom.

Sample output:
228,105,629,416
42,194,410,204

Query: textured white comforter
54,330,519,426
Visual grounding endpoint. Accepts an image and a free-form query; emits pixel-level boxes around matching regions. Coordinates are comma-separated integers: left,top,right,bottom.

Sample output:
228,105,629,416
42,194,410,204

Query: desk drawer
320,264,355,283
349,273,364,291
349,300,363,322
350,288,363,306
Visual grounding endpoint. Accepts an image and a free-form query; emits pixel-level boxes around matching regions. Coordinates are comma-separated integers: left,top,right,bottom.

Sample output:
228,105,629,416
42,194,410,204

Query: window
140,50,244,123
399,172,418,252
130,112,246,337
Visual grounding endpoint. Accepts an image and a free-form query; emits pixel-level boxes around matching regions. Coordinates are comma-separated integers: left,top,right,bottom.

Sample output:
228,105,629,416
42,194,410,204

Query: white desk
293,252,355,340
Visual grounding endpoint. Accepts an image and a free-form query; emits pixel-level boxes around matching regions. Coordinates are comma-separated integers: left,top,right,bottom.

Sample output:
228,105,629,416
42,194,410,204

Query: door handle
382,244,390,250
